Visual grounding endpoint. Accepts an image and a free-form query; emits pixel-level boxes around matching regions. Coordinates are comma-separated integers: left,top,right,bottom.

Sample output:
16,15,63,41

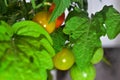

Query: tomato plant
1,0,120,80
53,48,75,70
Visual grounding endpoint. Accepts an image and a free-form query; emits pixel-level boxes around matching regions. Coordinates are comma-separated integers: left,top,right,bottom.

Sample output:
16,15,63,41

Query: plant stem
4,0,8,7
31,0,36,9
80,0,84,10
23,0,29,19
102,57,111,66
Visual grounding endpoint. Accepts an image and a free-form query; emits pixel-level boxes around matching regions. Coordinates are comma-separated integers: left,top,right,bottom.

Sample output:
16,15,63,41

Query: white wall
88,0,120,47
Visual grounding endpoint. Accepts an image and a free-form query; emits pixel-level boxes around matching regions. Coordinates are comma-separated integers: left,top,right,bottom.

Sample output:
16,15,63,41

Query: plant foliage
1,0,120,80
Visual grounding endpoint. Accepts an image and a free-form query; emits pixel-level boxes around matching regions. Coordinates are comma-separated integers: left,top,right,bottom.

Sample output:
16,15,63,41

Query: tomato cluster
32,3,65,33
32,3,104,80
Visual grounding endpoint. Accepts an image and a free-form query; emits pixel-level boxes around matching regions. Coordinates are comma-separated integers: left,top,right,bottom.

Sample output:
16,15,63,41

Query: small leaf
66,10,88,22
50,0,70,22
50,27,68,53
104,6,120,39
94,5,120,39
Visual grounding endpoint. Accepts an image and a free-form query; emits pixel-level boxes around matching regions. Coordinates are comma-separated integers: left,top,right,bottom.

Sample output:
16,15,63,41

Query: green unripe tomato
70,64,96,80
91,48,104,64
53,48,75,70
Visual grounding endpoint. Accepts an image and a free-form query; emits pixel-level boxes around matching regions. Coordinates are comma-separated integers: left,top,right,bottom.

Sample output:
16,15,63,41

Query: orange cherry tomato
32,11,55,33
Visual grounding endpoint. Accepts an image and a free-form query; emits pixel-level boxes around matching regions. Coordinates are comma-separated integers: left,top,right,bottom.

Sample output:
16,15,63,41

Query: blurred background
53,0,120,80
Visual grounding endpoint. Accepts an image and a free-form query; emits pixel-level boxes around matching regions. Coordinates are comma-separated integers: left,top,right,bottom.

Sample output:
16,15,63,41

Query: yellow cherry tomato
32,11,55,33
53,48,75,70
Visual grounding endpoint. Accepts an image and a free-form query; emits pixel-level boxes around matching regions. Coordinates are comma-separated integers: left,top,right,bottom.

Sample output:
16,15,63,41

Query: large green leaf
0,20,54,80
63,16,102,68
104,6,120,39
94,6,120,39
12,20,53,45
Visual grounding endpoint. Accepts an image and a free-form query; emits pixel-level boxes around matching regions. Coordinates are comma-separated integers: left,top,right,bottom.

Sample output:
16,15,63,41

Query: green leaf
36,50,53,70
91,15,106,37
66,9,88,22
50,26,68,53
12,20,53,45
50,0,71,22
63,17,102,68
94,5,120,39
0,62,47,80
0,20,54,80
0,21,13,41
104,6,120,39
40,38,55,57
0,42,11,57
0,44,51,80
0,21,12,58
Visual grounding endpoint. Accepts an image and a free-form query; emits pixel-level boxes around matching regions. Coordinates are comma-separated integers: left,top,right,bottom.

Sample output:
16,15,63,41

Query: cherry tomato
70,64,96,80
32,11,55,33
49,3,65,28
53,48,75,70
91,48,104,64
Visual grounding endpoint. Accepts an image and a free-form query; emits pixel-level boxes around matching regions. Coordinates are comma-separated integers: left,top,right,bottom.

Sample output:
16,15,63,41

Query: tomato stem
4,0,8,7
31,0,36,9
102,57,112,66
